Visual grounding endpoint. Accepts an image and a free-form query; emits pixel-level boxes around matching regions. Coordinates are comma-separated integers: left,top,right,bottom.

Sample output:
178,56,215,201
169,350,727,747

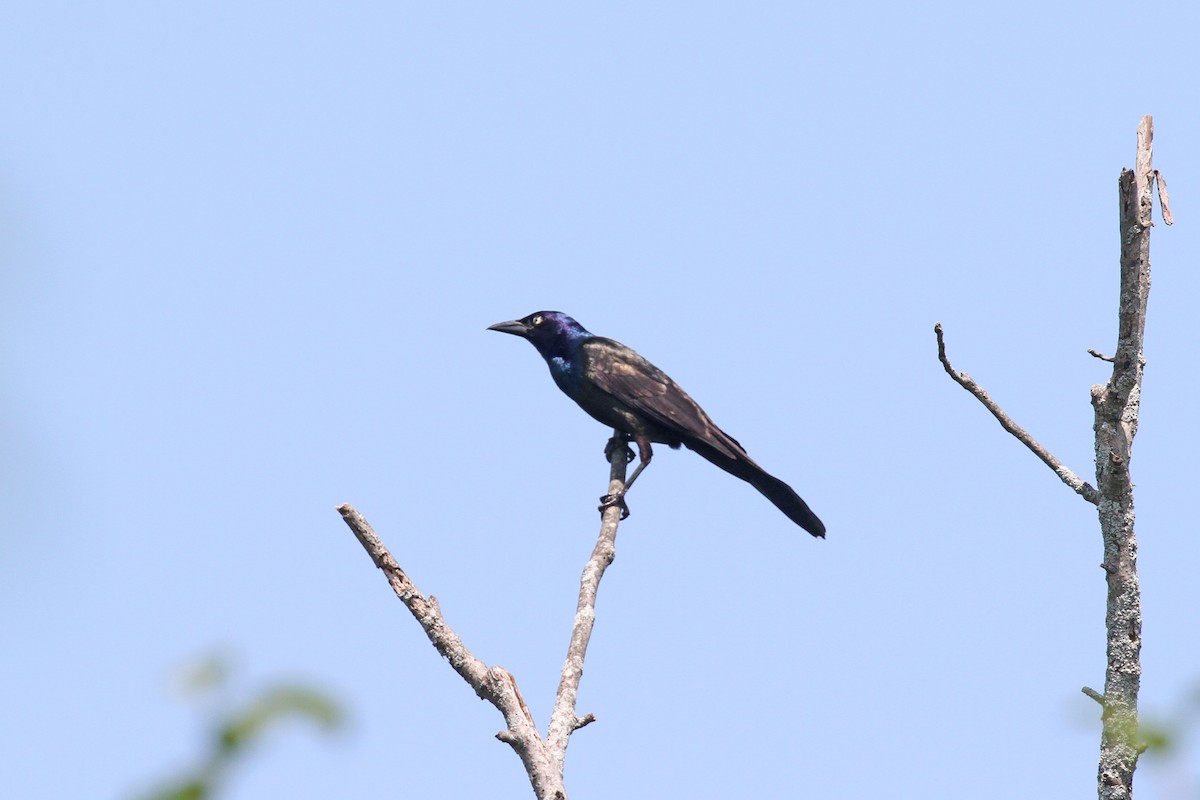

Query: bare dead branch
336,504,563,799
1088,349,1115,363
930,117,1165,800
933,322,1100,504
336,437,630,799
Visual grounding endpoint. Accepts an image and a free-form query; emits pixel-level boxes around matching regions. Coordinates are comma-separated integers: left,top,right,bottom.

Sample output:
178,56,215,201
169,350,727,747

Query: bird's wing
580,337,824,536
580,337,745,461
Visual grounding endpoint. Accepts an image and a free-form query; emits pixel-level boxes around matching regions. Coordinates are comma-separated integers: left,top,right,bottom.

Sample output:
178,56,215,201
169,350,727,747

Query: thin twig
1088,349,1115,363
933,323,1100,505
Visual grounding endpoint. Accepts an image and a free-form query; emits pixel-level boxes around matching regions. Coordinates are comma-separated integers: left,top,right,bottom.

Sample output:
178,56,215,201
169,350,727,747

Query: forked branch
336,436,630,799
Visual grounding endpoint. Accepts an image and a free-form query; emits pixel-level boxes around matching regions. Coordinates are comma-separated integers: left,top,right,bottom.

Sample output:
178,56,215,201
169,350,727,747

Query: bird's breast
548,355,583,394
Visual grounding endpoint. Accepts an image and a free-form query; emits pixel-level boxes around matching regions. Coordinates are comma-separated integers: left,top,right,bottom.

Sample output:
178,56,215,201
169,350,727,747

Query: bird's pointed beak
487,319,531,337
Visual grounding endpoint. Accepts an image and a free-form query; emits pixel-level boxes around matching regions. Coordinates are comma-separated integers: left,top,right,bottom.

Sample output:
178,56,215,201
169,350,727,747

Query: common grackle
488,311,825,537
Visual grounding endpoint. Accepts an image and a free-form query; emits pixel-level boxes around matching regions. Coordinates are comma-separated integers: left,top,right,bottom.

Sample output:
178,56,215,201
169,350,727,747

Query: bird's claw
603,435,635,464
598,492,630,520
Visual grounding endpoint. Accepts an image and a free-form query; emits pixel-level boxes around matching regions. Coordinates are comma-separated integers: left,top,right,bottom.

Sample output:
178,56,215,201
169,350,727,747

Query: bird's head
487,311,592,360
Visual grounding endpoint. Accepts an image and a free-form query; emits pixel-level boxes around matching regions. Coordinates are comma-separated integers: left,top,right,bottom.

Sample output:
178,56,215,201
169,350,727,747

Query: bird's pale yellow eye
532,315,543,326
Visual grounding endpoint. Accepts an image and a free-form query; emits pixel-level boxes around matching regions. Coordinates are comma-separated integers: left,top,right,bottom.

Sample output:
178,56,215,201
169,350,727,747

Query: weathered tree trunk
1088,115,1160,800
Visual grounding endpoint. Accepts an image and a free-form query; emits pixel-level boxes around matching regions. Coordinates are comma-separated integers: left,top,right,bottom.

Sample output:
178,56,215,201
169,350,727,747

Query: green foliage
134,654,343,800
1138,681,1200,758
217,686,342,753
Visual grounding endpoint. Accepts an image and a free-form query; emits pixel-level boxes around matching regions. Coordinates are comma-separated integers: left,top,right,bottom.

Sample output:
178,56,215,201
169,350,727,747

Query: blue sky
3,3,1199,798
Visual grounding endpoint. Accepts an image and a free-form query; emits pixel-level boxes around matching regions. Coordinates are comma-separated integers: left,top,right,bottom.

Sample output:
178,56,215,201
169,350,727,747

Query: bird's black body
488,311,825,537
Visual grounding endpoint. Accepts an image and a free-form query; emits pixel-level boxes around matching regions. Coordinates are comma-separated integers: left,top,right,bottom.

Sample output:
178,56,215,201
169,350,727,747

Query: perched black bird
487,311,825,537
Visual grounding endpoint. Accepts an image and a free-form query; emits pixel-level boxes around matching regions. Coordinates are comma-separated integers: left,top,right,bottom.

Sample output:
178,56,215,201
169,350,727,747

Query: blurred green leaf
134,658,343,800
218,685,343,755
141,777,210,800
1138,723,1175,754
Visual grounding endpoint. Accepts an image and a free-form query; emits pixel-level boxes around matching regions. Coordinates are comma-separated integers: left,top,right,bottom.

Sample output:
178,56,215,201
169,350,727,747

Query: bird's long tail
685,436,826,538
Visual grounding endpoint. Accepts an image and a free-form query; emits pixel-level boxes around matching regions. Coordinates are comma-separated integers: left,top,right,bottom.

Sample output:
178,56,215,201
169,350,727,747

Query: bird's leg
599,436,652,519
621,439,652,493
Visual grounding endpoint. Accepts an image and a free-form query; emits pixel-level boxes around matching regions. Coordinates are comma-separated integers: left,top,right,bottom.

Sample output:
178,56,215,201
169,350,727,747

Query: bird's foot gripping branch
597,434,635,518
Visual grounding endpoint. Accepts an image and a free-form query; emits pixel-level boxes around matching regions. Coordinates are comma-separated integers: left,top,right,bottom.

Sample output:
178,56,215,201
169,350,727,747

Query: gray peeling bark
336,436,629,800
935,116,1168,800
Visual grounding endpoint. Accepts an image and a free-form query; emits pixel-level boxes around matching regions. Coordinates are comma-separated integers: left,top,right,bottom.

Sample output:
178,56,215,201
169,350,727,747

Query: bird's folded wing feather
581,338,745,461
